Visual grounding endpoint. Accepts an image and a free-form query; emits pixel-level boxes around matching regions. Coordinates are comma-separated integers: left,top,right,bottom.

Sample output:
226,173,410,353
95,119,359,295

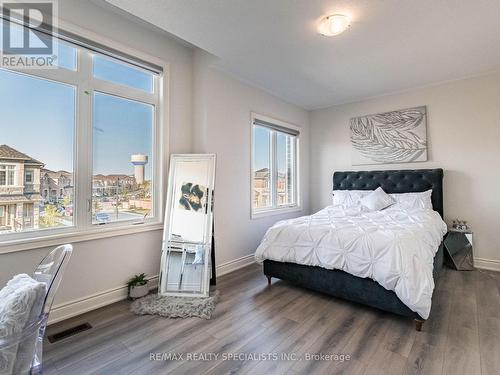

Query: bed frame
263,168,444,331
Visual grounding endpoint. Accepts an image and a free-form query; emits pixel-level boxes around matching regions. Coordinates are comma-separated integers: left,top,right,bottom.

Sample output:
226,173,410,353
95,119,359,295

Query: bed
257,169,446,331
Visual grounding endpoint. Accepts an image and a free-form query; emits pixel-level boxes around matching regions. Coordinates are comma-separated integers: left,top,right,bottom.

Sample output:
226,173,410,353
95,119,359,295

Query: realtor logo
1,0,58,69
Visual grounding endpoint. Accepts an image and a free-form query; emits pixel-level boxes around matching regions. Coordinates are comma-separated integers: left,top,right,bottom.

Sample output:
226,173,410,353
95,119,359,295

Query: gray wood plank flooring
44,265,500,375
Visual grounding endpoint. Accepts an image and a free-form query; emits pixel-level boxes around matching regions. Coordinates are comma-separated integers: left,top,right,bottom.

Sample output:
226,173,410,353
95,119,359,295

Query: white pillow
332,190,372,207
359,187,395,211
0,274,46,375
390,190,433,210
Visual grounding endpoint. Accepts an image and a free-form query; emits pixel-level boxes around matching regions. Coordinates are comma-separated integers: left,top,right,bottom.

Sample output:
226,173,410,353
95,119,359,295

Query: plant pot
129,283,149,299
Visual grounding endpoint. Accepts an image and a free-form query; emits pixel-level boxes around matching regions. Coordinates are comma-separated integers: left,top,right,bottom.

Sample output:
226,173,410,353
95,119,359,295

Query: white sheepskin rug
130,291,219,320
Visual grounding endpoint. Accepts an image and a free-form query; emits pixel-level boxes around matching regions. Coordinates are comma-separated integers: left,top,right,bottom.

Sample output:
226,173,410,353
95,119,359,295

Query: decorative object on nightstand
444,221,474,271
452,219,469,232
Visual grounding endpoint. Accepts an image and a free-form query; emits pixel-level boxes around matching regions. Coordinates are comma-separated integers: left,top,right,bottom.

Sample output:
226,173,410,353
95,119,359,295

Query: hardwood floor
44,265,500,375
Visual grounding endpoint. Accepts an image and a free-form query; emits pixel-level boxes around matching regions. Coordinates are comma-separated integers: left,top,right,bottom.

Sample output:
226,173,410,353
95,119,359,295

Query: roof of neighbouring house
41,169,72,179
0,194,41,203
0,145,44,166
93,174,135,181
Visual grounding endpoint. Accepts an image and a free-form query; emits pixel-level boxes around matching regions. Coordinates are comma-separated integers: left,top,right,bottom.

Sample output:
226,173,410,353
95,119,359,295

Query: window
1,64,75,232
0,166,16,186
92,92,153,224
25,171,33,183
0,18,163,242
251,114,299,217
93,55,154,92
276,132,296,206
252,127,272,209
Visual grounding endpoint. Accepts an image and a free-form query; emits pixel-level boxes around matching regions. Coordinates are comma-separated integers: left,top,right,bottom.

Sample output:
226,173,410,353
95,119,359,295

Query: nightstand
443,229,474,270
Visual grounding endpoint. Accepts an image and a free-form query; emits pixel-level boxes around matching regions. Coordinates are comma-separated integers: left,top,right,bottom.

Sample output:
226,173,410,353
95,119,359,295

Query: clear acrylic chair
0,244,73,374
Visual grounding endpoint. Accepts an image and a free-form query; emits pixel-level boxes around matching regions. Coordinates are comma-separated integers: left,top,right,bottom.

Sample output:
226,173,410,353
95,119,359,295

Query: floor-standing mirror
159,154,216,297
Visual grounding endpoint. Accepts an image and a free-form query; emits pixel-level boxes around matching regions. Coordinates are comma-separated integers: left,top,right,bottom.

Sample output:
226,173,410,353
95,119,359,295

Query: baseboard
216,254,256,276
48,275,159,325
474,257,500,272
48,254,256,325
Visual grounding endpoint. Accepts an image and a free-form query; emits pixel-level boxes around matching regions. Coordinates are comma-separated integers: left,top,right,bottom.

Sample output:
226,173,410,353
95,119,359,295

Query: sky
253,126,270,170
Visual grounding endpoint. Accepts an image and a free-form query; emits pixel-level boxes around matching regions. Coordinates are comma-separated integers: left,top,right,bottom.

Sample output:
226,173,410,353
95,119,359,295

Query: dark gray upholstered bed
263,169,444,331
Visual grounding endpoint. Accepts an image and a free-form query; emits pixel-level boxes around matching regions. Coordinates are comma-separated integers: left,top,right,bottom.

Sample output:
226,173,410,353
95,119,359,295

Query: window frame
25,170,33,184
0,165,16,186
0,18,169,254
250,112,300,219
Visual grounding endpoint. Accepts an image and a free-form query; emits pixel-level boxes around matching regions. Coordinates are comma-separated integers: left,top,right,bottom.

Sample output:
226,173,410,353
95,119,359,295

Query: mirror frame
159,154,216,297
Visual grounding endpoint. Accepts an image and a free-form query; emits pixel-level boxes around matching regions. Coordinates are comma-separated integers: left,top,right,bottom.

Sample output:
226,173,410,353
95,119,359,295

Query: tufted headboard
333,169,444,217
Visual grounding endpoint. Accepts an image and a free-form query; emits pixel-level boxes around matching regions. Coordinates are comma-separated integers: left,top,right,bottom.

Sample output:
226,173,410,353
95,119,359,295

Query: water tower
131,154,148,184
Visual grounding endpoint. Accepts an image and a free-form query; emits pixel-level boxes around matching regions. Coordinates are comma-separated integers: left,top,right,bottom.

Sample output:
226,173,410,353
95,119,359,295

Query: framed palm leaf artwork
350,106,427,165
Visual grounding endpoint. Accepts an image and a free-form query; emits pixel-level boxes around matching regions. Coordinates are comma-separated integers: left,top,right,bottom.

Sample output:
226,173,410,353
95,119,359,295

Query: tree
62,195,71,207
93,198,100,213
137,180,151,199
39,204,62,228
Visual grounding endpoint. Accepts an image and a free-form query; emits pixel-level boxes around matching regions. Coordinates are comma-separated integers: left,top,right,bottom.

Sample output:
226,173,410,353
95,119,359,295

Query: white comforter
254,205,447,318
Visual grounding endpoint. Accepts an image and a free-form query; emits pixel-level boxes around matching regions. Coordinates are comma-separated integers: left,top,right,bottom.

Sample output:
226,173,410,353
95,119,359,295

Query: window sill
0,222,164,255
251,206,302,219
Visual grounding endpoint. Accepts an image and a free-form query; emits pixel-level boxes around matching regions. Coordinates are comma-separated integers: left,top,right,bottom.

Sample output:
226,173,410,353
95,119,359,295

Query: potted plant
127,273,149,299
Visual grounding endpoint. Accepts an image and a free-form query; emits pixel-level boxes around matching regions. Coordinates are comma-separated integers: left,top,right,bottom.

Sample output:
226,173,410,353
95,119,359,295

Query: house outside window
251,113,300,218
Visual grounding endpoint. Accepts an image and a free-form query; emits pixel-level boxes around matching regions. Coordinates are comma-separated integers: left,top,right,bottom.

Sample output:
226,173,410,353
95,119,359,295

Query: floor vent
47,322,92,343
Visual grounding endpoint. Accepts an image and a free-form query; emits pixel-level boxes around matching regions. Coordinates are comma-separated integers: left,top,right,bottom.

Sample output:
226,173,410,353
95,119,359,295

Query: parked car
95,213,110,223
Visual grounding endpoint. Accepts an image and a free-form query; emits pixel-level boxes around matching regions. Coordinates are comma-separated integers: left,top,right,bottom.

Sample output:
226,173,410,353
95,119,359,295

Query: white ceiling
105,0,500,110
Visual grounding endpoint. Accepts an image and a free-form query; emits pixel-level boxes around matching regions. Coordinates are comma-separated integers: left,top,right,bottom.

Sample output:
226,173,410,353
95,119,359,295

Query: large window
251,114,299,217
0,19,163,241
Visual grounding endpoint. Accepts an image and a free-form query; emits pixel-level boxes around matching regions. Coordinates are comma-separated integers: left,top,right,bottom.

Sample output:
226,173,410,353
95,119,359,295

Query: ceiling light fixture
318,14,351,36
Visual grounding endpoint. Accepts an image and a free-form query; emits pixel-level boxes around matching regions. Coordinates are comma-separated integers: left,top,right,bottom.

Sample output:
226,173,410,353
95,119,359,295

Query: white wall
0,0,194,321
309,72,500,268
193,50,310,268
